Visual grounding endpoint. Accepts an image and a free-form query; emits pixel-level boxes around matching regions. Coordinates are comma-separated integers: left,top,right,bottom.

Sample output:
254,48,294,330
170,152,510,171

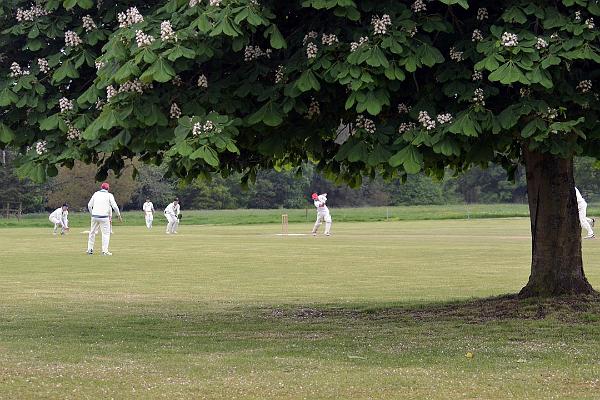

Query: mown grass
0,203,535,228
1,219,600,399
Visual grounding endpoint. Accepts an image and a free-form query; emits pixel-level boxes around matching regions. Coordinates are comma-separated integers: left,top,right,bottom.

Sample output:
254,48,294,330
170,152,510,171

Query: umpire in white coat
86,182,122,255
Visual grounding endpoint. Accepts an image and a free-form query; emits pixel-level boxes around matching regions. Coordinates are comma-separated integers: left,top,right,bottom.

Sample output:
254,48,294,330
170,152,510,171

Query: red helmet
311,193,318,200
101,182,110,190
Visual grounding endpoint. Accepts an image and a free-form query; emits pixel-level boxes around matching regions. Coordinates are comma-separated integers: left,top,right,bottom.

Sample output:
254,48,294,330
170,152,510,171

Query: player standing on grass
311,193,332,236
86,182,122,255
143,198,155,229
49,204,69,235
164,198,181,234
576,187,595,239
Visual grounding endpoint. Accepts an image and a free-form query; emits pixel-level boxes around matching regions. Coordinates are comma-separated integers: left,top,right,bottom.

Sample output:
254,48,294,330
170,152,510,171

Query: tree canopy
1,0,598,184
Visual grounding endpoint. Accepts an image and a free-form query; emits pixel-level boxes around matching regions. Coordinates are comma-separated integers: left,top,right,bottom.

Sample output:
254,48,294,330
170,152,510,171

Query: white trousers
145,212,154,229
166,214,179,233
579,205,594,236
88,217,111,253
49,216,66,233
312,212,332,234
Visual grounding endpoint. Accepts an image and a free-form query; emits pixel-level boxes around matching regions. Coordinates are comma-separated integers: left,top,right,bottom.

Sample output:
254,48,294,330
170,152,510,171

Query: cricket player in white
49,204,69,235
576,187,595,239
311,192,332,236
164,198,181,234
86,182,122,255
143,199,155,229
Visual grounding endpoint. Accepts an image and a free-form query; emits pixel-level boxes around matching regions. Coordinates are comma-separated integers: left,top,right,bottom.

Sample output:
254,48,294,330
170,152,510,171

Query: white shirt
143,201,154,213
88,189,120,217
575,187,587,208
164,202,180,216
49,208,68,226
314,194,329,214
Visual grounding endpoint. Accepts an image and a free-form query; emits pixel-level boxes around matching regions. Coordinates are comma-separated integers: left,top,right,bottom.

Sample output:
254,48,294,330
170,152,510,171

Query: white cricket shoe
325,233,331,236
166,231,171,234
86,250,93,255
102,251,113,256
584,234,595,239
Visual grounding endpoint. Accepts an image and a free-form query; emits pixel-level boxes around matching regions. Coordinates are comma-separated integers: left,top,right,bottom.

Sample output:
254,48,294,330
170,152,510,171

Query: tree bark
519,148,595,297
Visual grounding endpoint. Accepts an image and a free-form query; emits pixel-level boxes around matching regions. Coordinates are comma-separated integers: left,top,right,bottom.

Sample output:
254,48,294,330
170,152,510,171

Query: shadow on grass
265,293,600,324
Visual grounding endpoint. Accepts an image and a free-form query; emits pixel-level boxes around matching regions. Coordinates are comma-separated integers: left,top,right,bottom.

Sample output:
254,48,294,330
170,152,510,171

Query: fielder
49,203,69,235
164,198,181,234
143,198,155,229
311,192,332,236
576,187,595,239
86,182,122,256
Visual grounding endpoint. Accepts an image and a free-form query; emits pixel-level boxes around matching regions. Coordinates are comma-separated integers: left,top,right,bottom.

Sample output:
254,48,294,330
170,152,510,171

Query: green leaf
389,145,423,173
448,112,480,137
0,88,19,106
296,70,320,92
40,114,60,131
77,0,94,9
63,0,77,9
0,123,15,143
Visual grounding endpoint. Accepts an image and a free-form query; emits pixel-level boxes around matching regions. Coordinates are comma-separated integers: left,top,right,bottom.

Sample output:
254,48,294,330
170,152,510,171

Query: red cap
101,182,110,190
311,193,318,200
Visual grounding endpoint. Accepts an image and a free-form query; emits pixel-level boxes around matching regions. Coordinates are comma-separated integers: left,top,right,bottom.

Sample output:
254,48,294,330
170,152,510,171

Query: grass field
1,218,600,399
0,203,536,228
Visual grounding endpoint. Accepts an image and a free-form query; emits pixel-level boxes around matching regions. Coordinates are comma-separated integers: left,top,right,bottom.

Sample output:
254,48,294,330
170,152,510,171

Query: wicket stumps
281,214,289,235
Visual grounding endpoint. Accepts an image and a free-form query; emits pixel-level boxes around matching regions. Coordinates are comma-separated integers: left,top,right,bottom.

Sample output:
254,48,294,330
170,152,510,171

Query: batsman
311,192,332,236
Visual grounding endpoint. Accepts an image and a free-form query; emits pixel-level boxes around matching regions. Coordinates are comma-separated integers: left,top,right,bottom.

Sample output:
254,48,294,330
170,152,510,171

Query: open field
1,203,532,228
1,219,600,399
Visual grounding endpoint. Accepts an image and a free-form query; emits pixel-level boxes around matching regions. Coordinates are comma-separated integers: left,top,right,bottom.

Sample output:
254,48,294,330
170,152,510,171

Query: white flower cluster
192,120,221,137
411,0,426,13
543,107,558,120
82,15,97,32
501,32,518,47
65,31,83,47
189,0,200,6
35,141,47,155
356,115,376,134
586,18,595,29
67,125,81,140
418,111,436,130
16,5,49,22
398,122,416,134
170,103,182,119
135,30,155,47
9,62,29,78
398,103,411,114
477,8,488,21
275,65,285,84
197,74,208,88
322,34,339,46
372,14,392,35
472,88,485,106
161,21,176,42
436,113,453,125
535,37,548,50
472,29,484,42
95,99,105,110
472,70,483,81
95,60,106,70
550,33,559,40
577,80,593,93
118,7,144,28
575,11,582,22
449,47,463,62
172,75,183,87
119,79,152,94
303,31,318,45
106,85,117,101
306,98,320,119
519,88,531,97
306,43,318,59
407,26,418,37
59,97,74,114
244,45,272,61
350,36,369,52
37,58,49,73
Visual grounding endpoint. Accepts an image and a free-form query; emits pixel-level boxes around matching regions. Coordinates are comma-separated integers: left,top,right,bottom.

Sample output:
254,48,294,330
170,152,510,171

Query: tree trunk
519,148,595,297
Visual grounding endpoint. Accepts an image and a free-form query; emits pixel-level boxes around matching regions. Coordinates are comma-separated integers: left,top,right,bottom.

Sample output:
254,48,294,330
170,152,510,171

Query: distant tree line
2,150,599,213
